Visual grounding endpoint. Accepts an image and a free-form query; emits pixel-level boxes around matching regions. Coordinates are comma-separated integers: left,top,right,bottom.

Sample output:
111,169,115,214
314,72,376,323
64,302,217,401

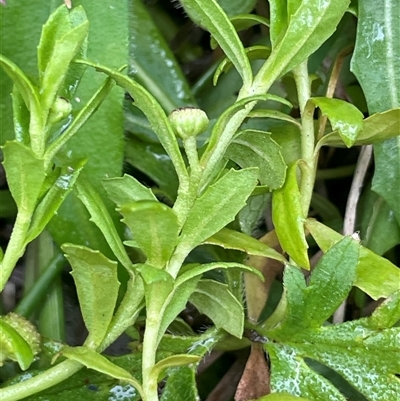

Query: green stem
141,321,161,401
292,61,316,216
0,212,31,292
0,360,82,401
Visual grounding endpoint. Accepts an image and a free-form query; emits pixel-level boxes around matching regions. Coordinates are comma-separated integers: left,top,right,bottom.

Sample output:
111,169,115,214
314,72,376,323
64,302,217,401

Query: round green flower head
169,107,209,139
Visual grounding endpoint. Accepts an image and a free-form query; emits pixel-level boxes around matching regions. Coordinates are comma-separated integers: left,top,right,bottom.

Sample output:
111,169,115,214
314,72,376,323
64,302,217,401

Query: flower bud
169,107,209,139
48,96,72,125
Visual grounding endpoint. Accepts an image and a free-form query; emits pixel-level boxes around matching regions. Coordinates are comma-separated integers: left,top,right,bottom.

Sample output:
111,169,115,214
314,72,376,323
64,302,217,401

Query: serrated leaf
306,219,400,299
272,237,358,338
254,0,349,87
366,290,400,329
61,346,143,396
226,129,287,189
310,97,363,147
189,279,244,338
119,201,179,268
75,176,132,270
203,227,286,262
272,163,309,269
179,168,259,250
62,245,120,348
25,161,85,243
2,141,46,213
102,174,157,206
129,0,195,112
180,0,252,88
264,239,400,401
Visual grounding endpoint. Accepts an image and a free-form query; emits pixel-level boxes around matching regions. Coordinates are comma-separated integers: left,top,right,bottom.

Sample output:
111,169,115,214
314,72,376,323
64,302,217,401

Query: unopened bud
169,107,209,139
48,97,72,125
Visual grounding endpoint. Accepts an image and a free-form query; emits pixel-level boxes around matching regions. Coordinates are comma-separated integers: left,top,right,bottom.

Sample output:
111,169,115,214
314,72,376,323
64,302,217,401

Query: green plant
0,1,399,401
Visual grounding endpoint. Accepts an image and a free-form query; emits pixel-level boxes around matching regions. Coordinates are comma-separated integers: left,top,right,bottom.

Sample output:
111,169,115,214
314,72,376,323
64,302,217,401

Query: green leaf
367,290,400,329
102,174,157,206
310,97,364,147
119,201,179,268
203,228,286,262
11,87,30,145
38,5,89,116
129,0,195,112
75,176,132,270
272,164,309,269
216,0,259,17
61,346,144,397
348,109,400,145
306,219,400,299
25,161,85,243
189,279,244,338
257,394,310,401
350,0,400,115
77,61,188,183
264,239,400,401
226,129,287,189
0,319,34,370
359,188,400,255
62,245,120,348
350,0,400,225
254,0,349,87
158,276,201,343
271,237,358,339
0,55,44,156
176,262,263,287
2,141,46,213
180,0,252,88
160,366,199,401
372,137,400,226
151,354,200,382
179,168,259,250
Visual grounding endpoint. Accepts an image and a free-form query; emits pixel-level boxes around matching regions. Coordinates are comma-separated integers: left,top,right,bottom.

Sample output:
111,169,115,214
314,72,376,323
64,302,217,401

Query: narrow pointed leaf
255,0,349,86
102,174,157,206
0,319,34,371
75,176,132,270
119,201,179,268
179,168,259,250
151,354,200,382
62,245,120,348
306,219,400,299
176,262,263,287
129,0,195,112
189,279,244,338
76,61,187,182
203,228,285,262
61,346,143,395
272,164,309,269
180,0,252,88
0,55,44,156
